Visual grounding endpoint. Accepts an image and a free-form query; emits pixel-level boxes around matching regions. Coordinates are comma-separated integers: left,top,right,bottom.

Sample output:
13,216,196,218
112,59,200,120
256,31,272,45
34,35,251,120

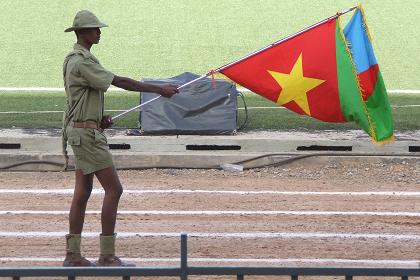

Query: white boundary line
0,109,129,114
1,210,419,217
240,105,420,109
388,89,420,94
1,104,419,114
0,87,125,92
1,87,420,94
1,188,420,196
0,257,418,267
0,231,419,240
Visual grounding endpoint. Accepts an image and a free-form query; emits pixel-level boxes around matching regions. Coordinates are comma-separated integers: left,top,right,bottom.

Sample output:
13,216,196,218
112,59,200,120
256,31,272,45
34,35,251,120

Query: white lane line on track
1,210,419,217
0,231,419,240
1,188,420,196
1,257,419,267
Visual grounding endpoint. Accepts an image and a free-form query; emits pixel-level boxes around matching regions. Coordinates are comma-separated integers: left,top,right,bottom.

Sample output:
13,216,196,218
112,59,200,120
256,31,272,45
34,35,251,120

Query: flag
344,7,394,142
219,8,393,143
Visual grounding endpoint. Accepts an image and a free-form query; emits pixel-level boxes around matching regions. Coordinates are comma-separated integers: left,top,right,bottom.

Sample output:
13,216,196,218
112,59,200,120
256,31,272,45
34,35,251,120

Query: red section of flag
220,20,345,122
357,64,379,100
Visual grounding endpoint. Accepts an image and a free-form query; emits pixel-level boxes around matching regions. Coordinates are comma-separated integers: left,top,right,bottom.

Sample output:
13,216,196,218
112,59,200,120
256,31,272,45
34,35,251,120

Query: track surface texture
0,157,419,280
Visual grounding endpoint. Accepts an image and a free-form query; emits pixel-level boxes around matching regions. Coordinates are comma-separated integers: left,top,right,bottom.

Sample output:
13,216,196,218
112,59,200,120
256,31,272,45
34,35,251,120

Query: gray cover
140,72,238,135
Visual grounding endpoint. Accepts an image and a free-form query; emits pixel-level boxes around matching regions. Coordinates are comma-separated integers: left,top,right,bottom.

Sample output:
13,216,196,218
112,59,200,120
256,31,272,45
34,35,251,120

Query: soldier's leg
95,165,134,267
69,169,94,233
95,165,123,235
63,169,94,267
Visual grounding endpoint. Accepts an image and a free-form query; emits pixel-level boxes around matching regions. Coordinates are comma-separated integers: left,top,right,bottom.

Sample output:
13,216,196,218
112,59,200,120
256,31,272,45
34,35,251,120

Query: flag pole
111,95,161,121
111,74,210,121
111,5,357,122
213,5,358,73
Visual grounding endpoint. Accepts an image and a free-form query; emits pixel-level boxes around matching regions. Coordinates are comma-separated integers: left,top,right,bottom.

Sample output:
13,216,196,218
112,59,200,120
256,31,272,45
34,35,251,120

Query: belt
71,121,103,132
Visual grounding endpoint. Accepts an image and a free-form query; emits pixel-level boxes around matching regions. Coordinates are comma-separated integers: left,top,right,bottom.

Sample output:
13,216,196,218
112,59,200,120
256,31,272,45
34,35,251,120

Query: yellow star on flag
268,53,325,116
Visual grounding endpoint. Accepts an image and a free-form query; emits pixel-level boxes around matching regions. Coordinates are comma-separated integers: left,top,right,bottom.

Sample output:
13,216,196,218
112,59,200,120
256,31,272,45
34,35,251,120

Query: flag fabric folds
218,6,393,143
343,7,394,142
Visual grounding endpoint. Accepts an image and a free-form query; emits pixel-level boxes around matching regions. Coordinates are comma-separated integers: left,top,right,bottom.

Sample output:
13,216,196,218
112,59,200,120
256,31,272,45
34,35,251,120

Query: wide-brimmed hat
64,10,108,32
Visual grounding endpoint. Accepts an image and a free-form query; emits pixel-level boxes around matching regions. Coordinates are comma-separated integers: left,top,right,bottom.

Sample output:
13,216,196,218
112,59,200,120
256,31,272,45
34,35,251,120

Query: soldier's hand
100,115,113,129
159,84,179,97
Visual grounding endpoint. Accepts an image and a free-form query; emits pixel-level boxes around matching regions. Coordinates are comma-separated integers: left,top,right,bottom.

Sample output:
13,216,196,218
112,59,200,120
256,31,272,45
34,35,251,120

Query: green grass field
0,0,419,88
0,1,419,131
0,91,418,131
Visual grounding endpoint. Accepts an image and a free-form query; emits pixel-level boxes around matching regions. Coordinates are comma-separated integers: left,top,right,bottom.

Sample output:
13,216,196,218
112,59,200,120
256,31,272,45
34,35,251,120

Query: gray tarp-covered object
140,72,238,135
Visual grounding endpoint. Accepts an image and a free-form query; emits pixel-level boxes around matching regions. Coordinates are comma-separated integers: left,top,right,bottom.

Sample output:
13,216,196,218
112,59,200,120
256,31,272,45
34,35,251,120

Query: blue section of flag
343,9,377,74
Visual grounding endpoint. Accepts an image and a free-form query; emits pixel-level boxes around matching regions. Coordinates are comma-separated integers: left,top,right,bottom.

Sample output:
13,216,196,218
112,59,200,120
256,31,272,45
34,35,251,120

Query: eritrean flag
344,7,394,142
218,7,393,143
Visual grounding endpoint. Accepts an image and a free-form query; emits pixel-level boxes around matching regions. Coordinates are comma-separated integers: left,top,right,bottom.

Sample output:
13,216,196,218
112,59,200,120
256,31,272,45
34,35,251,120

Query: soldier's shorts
66,126,113,175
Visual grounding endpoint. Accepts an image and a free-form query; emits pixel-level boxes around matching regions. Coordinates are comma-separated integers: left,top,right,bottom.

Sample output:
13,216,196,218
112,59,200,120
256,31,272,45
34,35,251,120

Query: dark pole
180,233,188,280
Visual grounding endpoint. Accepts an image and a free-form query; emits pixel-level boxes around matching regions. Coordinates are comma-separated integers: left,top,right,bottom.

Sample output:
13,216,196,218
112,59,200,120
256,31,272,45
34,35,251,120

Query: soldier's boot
96,233,135,267
63,234,94,267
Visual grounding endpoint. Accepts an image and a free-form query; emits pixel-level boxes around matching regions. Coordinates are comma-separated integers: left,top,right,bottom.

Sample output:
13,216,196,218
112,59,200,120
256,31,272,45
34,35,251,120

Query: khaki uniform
62,43,114,174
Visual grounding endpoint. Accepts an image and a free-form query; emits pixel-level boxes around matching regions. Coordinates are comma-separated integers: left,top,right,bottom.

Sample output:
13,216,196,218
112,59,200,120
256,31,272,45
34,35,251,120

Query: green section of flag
365,71,394,141
335,21,373,138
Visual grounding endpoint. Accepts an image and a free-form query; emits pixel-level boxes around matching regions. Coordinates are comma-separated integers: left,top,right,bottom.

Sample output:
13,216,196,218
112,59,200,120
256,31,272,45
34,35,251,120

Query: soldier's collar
73,43,90,52
72,43,96,60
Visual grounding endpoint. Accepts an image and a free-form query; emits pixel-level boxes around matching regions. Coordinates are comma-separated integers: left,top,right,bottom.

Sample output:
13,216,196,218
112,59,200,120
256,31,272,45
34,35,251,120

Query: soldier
62,10,178,267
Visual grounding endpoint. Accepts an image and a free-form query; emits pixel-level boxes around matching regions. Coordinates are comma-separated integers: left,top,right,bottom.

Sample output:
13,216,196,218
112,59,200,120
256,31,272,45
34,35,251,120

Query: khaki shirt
63,43,114,124
61,44,114,170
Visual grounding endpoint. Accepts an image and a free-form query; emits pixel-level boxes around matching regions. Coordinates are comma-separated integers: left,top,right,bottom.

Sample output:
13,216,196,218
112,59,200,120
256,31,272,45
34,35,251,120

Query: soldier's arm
111,75,178,97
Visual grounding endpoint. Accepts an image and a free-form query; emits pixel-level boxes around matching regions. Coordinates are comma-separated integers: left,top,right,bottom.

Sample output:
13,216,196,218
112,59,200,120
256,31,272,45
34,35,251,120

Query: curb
0,129,419,171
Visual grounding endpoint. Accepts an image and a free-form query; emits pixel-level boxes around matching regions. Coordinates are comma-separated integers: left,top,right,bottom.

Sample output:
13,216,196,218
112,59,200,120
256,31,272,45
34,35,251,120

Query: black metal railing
1,233,419,280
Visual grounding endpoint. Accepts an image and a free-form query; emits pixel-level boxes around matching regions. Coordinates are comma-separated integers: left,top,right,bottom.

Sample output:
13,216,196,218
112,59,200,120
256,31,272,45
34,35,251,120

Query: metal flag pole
213,5,358,73
111,95,161,121
111,73,210,121
111,5,358,122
